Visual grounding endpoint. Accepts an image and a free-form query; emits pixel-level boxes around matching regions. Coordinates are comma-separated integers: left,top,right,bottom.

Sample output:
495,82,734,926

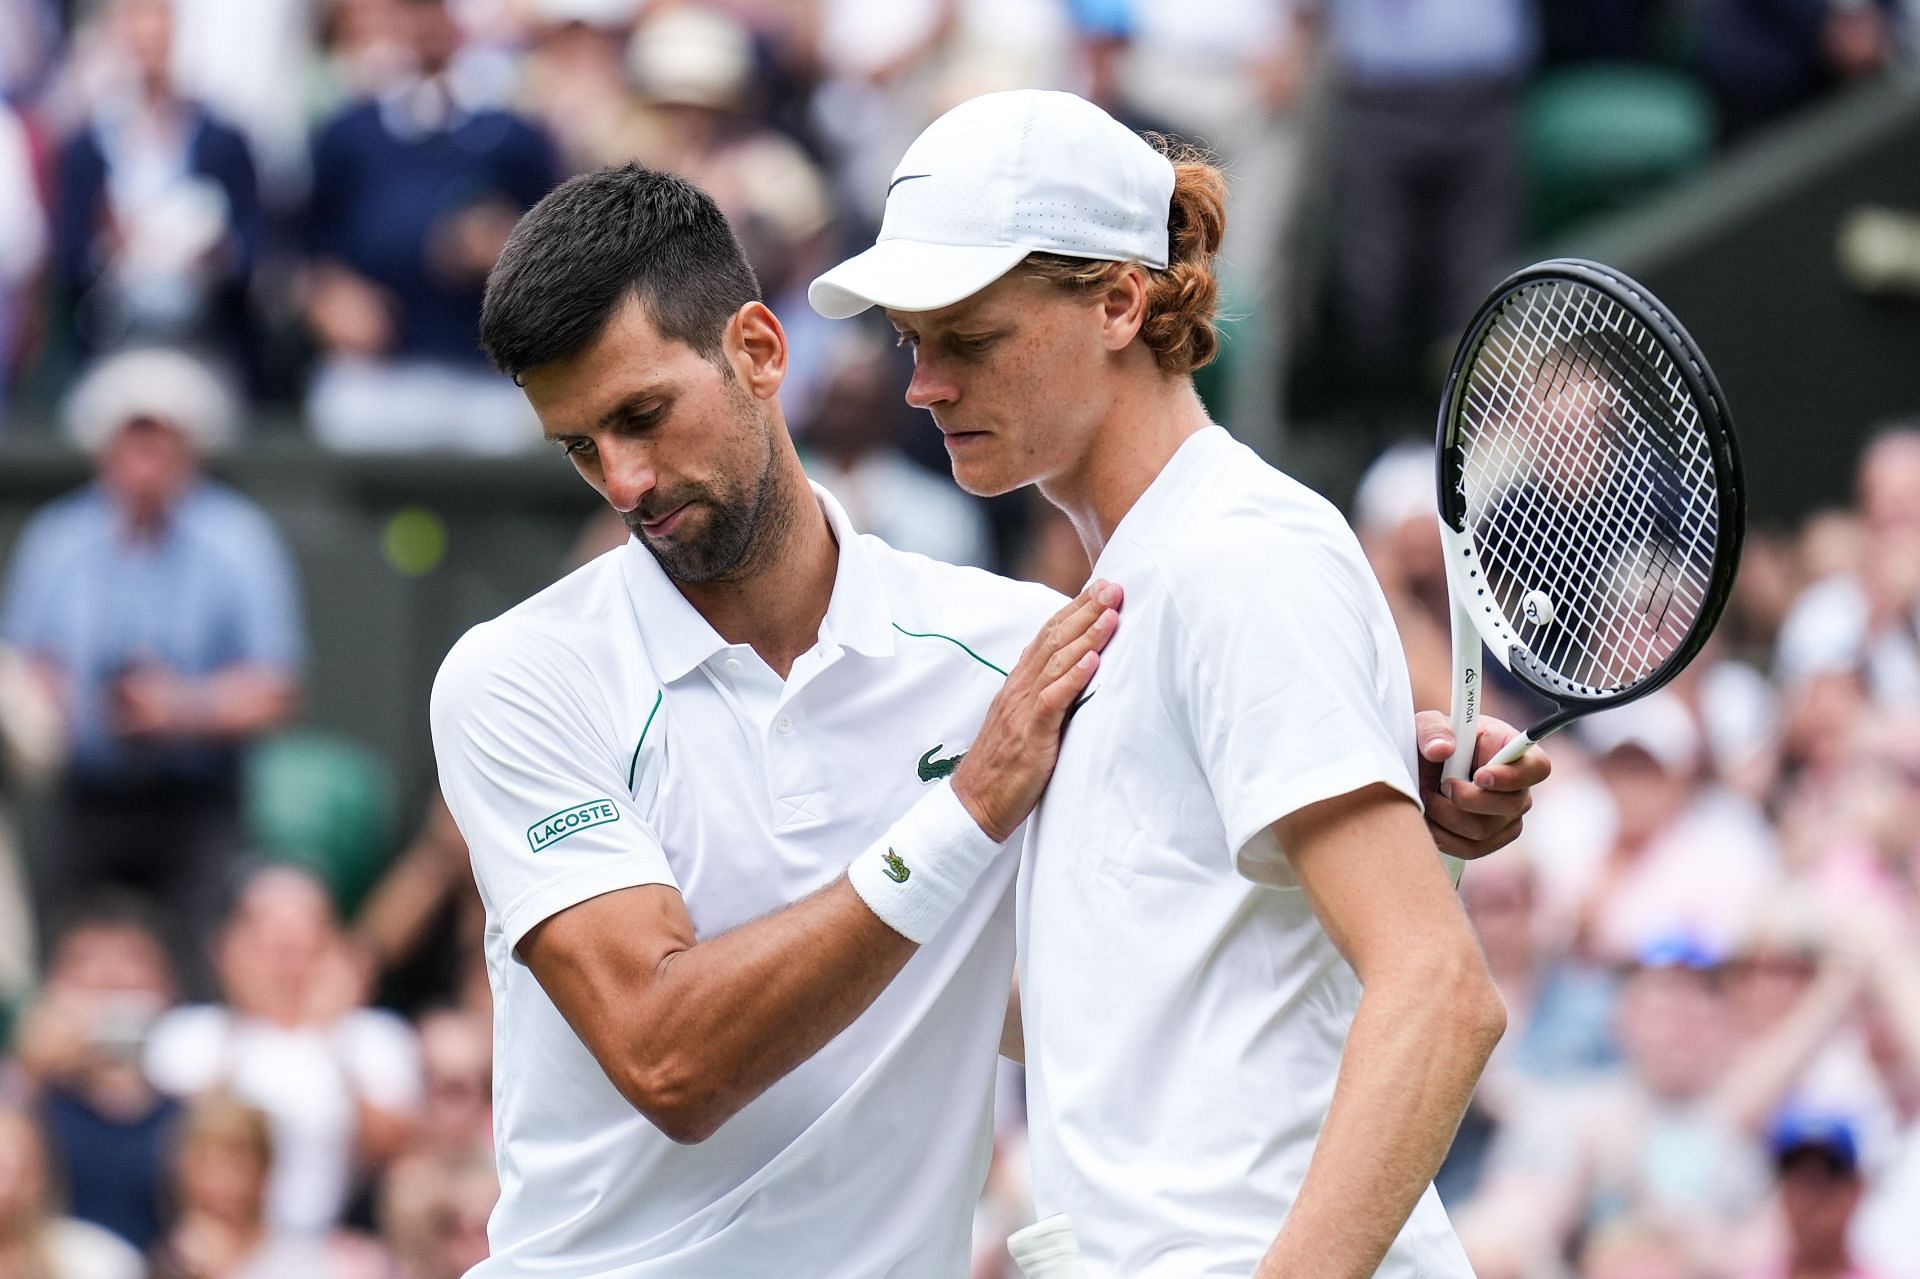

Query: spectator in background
407,1009,489,1163
0,347,303,993
1744,1112,1885,1279
0,101,46,421
149,1093,387,1278
52,0,262,380
799,331,992,568
1462,940,1776,1273
625,5,842,421
0,1108,145,1279
376,1149,493,1279
303,0,556,453
167,0,320,209
0,643,61,1010
145,866,422,1238
9,899,181,1253
1776,425,1920,710
1533,693,1780,964
515,0,648,174
1352,440,1453,711
1327,0,1533,427
1696,0,1900,141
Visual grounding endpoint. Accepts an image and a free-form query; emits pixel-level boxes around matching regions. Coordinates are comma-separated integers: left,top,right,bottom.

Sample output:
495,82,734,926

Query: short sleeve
1158,530,1419,877
431,624,678,956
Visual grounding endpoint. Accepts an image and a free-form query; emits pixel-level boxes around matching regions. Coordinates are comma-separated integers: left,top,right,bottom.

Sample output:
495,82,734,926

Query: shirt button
775,716,794,735
724,658,743,674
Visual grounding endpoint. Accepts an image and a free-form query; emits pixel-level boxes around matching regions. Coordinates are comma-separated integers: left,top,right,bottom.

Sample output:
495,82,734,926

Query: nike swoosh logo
888,173,933,196
917,745,965,783
1066,689,1097,720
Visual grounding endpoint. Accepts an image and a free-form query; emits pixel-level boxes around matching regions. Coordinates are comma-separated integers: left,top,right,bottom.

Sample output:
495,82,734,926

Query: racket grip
1008,1214,1090,1279
1487,730,1536,769
1442,597,1482,787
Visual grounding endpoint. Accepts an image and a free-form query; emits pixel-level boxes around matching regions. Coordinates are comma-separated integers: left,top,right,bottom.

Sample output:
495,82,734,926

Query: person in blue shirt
0,347,304,993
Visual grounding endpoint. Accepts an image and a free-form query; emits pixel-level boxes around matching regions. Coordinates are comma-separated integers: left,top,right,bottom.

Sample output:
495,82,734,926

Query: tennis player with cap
812,90,1528,1278
431,160,1538,1275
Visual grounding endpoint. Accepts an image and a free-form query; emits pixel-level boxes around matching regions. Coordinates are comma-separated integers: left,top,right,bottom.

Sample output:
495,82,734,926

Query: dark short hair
481,164,762,380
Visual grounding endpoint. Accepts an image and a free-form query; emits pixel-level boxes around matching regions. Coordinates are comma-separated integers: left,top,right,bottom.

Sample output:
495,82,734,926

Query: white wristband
848,779,1004,944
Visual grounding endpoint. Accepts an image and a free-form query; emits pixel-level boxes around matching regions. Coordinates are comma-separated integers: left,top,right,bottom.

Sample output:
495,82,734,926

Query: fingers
1431,818,1523,861
1041,604,1117,685
1038,649,1101,713
1470,717,1552,788
1414,709,1455,762
1029,581,1120,665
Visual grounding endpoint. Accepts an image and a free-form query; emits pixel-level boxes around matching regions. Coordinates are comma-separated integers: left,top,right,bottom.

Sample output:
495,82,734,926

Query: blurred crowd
0,0,1919,1277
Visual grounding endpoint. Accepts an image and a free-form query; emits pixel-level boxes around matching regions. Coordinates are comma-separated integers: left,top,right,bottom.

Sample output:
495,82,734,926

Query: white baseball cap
808,89,1175,320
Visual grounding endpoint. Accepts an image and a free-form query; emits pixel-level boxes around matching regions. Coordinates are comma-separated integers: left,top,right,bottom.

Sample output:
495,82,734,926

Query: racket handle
1487,730,1536,769
1440,595,1484,888
1008,1214,1090,1279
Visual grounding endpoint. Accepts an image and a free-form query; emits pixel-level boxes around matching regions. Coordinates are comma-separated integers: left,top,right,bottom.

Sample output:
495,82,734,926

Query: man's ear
729,301,788,400
1099,265,1149,352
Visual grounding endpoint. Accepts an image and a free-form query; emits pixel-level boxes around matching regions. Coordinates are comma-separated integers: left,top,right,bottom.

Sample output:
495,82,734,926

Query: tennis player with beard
812,90,1527,1278
434,160,1537,1276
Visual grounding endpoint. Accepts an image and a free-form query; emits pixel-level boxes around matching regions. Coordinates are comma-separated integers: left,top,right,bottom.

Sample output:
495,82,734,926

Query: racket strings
1454,281,1720,695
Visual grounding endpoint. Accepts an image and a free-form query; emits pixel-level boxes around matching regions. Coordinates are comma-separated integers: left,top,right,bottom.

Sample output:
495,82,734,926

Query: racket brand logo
881,848,911,883
1462,669,1479,720
917,744,965,782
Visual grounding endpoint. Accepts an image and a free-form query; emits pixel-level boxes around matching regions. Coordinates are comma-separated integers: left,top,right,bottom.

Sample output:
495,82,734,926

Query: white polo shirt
431,487,1060,1277
1018,426,1472,1278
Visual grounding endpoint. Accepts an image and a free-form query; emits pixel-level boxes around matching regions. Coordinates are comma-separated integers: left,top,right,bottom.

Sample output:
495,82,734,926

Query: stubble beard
628,391,791,585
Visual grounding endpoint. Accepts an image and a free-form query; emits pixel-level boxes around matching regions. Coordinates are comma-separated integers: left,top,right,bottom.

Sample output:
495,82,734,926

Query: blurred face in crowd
1778,1151,1861,1262
177,1111,271,1227
888,270,1135,499
383,1154,497,1279
1459,858,1537,977
47,918,177,1064
1616,965,1731,1101
398,0,461,75
1728,941,1818,1039
0,1113,49,1237
99,416,201,527
523,297,794,586
116,0,174,91
1859,432,1920,543
217,868,340,1022
419,1011,492,1157
1599,746,1692,849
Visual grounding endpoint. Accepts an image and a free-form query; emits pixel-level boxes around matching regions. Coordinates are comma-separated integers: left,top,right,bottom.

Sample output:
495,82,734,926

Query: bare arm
520,583,1117,1144
1254,784,1507,1279
113,663,299,742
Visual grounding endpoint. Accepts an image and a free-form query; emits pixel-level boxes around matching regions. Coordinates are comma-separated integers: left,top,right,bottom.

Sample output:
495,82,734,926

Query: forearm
610,878,917,1142
182,667,299,739
1255,965,1504,1279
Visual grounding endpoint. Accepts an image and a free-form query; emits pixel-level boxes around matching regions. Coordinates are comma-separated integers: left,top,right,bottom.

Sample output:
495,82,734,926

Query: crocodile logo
917,745,964,783
881,848,910,883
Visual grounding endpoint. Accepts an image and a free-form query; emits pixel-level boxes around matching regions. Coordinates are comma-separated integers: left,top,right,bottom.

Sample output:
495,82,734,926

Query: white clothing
45,1216,145,1279
145,1005,424,1235
811,450,994,569
1019,426,1470,1278
432,487,1059,1277
307,357,542,455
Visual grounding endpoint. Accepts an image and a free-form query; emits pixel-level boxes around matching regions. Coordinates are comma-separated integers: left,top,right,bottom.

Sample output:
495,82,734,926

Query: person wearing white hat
435,157,1541,1276
0,347,303,996
813,88,1538,1278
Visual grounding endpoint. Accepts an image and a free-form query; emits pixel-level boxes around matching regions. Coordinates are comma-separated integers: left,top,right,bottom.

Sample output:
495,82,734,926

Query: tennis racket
1436,259,1744,876
1008,1214,1089,1278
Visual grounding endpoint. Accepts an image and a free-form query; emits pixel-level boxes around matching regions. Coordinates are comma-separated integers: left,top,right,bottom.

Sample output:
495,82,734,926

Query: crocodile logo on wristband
881,848,910,883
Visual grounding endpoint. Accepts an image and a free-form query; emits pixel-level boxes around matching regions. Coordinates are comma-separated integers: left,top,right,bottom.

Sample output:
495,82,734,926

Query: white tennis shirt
1019,427,1473,1278
431,487,1059,1277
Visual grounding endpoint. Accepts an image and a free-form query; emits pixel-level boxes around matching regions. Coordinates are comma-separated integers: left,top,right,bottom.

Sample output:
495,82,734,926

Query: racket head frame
1434,257,1746,760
